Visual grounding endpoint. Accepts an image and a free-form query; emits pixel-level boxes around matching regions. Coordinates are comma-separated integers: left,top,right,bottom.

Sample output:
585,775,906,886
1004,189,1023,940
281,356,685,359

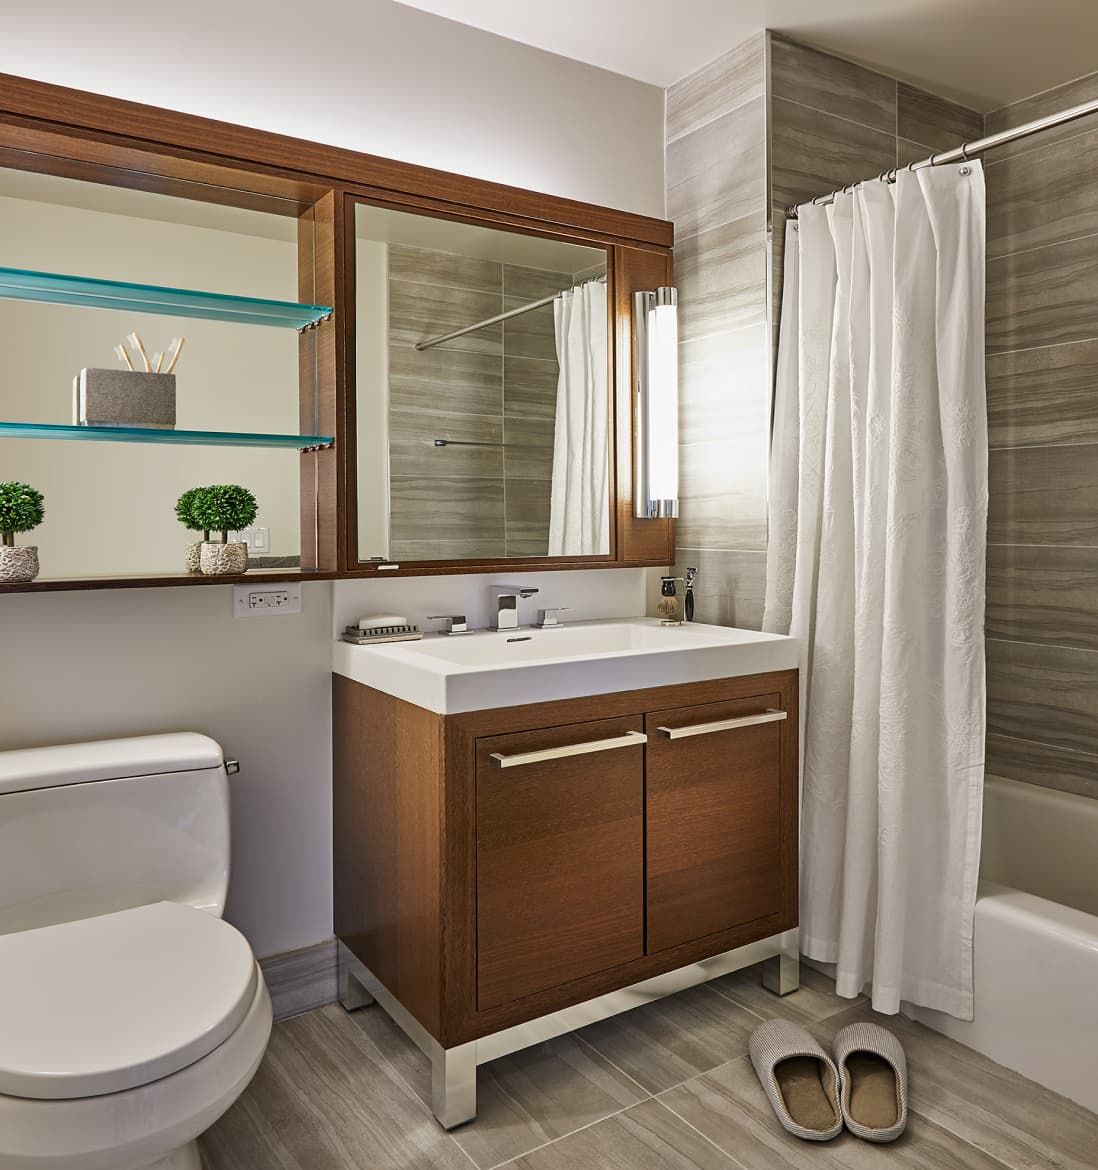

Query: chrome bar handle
656,709,787,740
490,730,647,768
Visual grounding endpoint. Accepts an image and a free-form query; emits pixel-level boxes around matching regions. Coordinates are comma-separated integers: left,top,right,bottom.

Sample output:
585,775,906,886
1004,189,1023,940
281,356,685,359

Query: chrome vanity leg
430,1040,477,1130
761,928,800,996
337,942,374,1011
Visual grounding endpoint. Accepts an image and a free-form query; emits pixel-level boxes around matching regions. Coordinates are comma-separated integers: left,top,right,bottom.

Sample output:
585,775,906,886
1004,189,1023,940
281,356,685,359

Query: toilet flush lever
224,758,241,775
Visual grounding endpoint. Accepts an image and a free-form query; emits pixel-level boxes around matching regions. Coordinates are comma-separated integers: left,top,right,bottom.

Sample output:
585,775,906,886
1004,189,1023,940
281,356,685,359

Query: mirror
354,203,610,564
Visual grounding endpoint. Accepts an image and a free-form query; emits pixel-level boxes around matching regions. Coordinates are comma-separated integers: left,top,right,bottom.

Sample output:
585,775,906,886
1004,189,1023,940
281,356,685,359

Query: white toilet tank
0,733,231,936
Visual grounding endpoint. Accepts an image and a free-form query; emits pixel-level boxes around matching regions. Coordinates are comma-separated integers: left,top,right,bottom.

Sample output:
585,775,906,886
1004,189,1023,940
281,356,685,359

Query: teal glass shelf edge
0,422,333,450
0,267,332,331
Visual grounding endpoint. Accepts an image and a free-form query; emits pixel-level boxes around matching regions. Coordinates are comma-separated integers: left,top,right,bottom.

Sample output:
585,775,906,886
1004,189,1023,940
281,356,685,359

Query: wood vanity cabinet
332,668,798,1048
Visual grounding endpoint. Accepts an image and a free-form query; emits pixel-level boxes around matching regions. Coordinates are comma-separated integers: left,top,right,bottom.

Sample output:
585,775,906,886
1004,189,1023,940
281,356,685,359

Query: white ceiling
393,0,1098,111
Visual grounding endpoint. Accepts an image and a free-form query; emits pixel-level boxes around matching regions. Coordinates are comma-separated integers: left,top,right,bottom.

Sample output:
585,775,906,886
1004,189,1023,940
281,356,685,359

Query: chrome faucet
490,584,539,631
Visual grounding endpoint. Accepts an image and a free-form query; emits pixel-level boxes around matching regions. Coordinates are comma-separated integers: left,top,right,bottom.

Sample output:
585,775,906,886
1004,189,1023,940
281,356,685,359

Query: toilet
0,732,272,1170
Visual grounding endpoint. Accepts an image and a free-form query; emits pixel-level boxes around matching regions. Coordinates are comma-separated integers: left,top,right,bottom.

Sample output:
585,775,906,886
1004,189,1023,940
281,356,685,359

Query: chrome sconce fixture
633,286,679,519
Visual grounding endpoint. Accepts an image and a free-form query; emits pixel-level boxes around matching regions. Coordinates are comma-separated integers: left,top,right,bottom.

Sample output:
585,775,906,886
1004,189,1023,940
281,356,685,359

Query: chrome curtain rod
787,95,1098,217
414,275,605,351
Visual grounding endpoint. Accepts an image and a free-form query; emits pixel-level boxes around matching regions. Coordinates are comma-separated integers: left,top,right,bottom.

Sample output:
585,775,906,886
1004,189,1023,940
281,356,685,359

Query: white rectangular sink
332,618,798,714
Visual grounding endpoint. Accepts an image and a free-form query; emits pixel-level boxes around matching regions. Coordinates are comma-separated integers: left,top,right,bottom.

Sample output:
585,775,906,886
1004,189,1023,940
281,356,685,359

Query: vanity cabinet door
644,695,786,954
475,716,645,1010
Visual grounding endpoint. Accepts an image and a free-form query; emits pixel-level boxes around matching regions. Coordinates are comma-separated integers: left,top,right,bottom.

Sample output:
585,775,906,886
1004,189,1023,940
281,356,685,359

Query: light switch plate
233,582,302,617
229,527,271,553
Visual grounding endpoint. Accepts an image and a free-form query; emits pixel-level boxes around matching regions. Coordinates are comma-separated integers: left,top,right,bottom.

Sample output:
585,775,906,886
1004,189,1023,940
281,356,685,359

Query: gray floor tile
505,1098,738,1170
661,1054,1010,1169
576,983,761,1094
200,1005,471,1170
809,1006,1098,1170
711,962,863,1025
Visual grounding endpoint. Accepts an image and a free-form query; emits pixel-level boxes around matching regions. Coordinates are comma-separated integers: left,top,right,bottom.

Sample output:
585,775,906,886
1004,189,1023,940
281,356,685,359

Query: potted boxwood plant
0,481,45,583
175,487,211,573
192,484,258,576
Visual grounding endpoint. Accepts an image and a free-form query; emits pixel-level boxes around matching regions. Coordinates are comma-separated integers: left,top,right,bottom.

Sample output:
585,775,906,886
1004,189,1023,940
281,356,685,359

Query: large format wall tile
676,213,767,343
502,264,572,302
503,297,558,362
389,476,503,543
505,478,551,555
985,71,1098,160
986,126,1098,258
504,355,558,425
389,244,502,294
986,733,1098,800
986,637,1098,758
988,443,1098,546
677,436,768,551
679,325,769,447
389,280,503,354
986,231,1098,353
770,36,895,135
667,97,765,240
389,346,502,416
987,543,1098,652
666,34,763,143
675,548,767,630
770,97,896,210
503,415,554,481
987,340,1098,448
390,409,503,478
896,82,983,150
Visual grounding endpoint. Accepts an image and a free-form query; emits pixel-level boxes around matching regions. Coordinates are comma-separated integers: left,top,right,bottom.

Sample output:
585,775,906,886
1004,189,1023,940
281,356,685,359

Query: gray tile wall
387,245,570,560
665,34,769,628
668,36,1098,801
984,71,1098,799
665,33,981,630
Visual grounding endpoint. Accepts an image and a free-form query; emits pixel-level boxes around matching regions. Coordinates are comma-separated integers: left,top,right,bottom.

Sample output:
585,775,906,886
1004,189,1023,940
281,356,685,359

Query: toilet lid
0,901,258,1099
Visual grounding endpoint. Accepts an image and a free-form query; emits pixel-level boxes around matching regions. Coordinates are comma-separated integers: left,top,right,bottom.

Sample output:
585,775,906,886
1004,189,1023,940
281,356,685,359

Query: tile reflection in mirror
354,203,610,564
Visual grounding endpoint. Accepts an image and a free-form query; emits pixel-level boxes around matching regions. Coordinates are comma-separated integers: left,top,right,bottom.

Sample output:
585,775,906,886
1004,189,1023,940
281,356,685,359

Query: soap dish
342,623,422,645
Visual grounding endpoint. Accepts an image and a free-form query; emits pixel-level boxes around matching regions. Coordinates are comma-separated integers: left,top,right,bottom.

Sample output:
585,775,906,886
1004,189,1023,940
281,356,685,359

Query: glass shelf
0,267,332,330
0,421,333,449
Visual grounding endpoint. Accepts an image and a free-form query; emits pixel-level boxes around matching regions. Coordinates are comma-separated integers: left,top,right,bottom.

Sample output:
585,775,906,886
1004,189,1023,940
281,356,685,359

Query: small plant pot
200,541,248,576
185,541,202,573
0,545,39,583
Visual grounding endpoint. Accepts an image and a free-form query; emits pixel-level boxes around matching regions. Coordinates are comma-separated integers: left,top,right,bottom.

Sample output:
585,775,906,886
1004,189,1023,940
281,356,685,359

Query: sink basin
332,618,798,714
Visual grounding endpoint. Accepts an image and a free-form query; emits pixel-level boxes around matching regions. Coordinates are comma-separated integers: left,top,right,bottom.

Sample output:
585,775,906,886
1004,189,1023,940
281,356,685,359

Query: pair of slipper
749,1020,908,1143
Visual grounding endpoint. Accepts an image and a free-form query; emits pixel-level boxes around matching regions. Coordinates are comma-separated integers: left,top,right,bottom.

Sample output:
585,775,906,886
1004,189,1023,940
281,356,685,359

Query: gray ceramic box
74,368,177,428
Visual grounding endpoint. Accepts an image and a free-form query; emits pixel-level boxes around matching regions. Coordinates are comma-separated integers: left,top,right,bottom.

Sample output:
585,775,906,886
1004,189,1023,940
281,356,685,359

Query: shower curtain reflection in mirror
549,279,609,556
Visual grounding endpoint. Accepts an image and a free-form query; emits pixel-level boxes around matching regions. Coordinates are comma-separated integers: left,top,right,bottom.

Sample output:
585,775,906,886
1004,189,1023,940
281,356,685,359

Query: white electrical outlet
233,583,302,617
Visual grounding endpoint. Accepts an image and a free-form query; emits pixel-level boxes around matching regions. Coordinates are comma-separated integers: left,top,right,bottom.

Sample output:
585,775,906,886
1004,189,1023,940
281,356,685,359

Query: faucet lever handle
535,607,570,628
427,614,469,635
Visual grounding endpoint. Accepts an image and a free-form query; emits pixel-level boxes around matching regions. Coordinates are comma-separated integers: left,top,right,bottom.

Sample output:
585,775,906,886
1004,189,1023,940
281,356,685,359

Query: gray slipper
833,1022,908,1141
749,1020,843,1141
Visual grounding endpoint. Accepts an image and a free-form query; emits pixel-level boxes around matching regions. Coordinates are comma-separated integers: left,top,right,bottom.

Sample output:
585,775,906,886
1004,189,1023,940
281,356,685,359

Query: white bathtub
910,775,1098,1112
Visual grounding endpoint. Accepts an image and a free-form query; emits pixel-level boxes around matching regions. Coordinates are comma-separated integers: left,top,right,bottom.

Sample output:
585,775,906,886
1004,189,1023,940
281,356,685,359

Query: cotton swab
153,352,164,373
114,343,135,371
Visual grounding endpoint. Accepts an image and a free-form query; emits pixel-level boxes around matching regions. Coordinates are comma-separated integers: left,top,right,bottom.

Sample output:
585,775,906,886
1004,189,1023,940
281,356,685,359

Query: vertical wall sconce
634,286,679,519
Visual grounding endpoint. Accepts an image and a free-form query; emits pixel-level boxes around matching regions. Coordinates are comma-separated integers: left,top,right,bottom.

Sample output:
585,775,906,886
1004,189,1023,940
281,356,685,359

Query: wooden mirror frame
340,191,674,576
0,71,674,590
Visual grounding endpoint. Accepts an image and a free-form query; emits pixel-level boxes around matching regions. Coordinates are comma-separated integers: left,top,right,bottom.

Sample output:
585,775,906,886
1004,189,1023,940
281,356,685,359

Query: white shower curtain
764,165,988,1019
548,280,609,555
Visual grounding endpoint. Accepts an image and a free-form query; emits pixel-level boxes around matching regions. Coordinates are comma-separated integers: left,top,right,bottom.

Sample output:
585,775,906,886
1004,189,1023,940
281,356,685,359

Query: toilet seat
0,901,257,1100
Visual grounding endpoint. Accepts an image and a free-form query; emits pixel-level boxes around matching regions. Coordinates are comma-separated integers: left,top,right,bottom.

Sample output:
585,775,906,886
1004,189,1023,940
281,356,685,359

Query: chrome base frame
338,929,799,1129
